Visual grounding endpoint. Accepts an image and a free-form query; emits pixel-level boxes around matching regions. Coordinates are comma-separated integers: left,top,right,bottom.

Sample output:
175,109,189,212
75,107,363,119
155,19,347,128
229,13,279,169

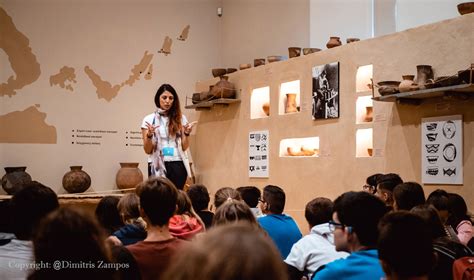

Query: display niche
356,96,373,124
279,80,300,115
251,86,270,119
356,64,373,93
279,137,319,157
356,128,373,157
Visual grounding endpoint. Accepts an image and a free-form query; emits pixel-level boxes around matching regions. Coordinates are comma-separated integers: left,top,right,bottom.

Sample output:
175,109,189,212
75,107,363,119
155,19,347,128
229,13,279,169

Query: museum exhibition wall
1,0,472,229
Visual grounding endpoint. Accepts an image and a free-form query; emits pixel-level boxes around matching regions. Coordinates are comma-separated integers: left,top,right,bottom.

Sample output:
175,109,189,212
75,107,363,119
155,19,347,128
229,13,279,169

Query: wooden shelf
185,98,241,111
372,84,474,105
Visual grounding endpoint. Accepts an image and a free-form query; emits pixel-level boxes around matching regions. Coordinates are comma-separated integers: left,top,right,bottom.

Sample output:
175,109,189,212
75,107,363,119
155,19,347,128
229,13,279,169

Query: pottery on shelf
458,2,474,15
377,81,400,96
458,68,473,84
116,162,143,190
210,75,236,99
416,65,434,89
364,106,373,122
267,55,283,63
254,58,265,67
1,166,32,195
288,47,301,58
226,68,237,74
62,166,91,193
239,63,251,70
399,75,416,92
326,36,342,48
303,48,321,55
262,102,270,116
346,38,360,43
212,68,227,78
367,148,373,157
285,93,298,113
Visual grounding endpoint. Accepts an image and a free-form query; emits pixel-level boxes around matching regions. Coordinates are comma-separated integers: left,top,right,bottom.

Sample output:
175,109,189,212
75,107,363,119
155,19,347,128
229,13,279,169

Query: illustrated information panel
249,130,269,178
422,115,463,185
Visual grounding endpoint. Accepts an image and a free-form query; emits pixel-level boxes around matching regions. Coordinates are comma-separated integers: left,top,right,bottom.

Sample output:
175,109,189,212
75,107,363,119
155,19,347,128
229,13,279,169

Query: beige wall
192,14,474,231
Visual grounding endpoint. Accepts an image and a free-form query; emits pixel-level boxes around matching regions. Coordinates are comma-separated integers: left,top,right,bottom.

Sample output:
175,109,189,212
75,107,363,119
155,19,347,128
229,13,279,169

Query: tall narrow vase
285,93,298,113
116,162,143,190
1,167,32,195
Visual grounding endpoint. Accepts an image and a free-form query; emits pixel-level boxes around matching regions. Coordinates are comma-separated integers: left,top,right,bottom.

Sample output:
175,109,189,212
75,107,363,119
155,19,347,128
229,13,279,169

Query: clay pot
285,93,298,113
254,58,265,67
458,69,473,84
367,148,373,157
210,76,236,99
1,167,32,195
416,65,434,89
326,37,342,48
239,63,251,70
267,55,283,63
346,38,360,43
303,48,321,55
116,162,143,190
377,81,401,96
212,68,227,78
399,75,416,92
62,166,91,193
364,106,373,122
288,47,301,58
226,68,237,74
458,2,474,15
262,102,270,116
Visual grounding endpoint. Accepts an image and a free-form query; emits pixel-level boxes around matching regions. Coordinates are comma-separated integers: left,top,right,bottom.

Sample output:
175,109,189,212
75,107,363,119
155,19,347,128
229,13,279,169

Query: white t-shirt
0,239,34,279
141,113,188,162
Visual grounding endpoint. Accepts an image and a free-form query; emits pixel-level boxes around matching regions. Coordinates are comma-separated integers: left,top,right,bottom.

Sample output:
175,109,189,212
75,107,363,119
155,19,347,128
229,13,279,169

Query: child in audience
362,173,382,194
95,196,123,235
186,184,214,228
112,193,147,245
169,190,205,240
162,223,287,280
447,193,473,246
237,186,263,217
213,187,241,210
212,199,258,227
375,173,403,211
392,182,425,211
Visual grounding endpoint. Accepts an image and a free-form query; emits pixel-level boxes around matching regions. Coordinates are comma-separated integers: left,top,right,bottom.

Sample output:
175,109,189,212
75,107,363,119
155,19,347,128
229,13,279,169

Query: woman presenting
141,84,195,190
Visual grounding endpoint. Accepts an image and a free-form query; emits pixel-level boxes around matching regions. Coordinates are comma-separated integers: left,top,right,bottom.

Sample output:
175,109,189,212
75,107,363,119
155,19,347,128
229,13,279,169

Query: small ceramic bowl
458,2,474,15
267,55,283,63
239,63,251,70
303,48,321,55
226,68,237,74
212,68,227,77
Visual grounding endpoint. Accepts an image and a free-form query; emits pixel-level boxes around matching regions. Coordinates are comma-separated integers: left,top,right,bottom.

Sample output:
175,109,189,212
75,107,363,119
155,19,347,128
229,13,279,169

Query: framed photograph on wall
312,62,340,120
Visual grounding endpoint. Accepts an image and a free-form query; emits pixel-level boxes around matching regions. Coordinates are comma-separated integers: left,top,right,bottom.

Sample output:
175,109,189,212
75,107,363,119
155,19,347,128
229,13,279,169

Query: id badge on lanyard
155,114,175,156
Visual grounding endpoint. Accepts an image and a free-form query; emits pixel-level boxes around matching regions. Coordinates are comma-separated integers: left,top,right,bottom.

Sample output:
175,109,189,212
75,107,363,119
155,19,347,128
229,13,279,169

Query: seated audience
375,173,403,210
112,193,147,245
427,189,459,241
186,184,214,228
95,195,124,235
237,186,263,217
169,190,205,240
411,204,473,280
212,199,258,227
0,181,59,279
362,173,382,194
378,211,434,280
392,182,425,211
313,191,388,280
127,177,187,280
447,193,473,246
214,187,241,210
28,207,117,280
162,222,287,280
257,185,302,259
285,197,348,280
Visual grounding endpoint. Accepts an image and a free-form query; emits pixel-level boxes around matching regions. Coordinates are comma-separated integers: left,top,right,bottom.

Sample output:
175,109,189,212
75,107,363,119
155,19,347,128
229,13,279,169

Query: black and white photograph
312,62,340,120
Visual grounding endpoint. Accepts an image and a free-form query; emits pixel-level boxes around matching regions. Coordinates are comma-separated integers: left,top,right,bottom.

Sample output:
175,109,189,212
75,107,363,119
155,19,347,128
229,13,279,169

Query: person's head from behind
213,200,257,227
378,211,434,279
305,197,333,229
30,207,114,280
117,193,141,224
411,204,447,239
162,222,286,280
236,186,261,208
426,189,449,224
11,181,59,240
176,190,194,215
393,182,426,211
154,84,182,136
139,177,178,227
214,187,241,209
95,196,123,234
363,173,382,194
331,191,387,252
375,173,403,207
447,192,470,228
186,184,210,212
260,185,286,215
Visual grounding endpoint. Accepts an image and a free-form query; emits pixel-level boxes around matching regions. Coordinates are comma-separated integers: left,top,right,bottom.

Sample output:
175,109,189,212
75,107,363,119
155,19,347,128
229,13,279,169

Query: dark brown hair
213,200,257,227
154,83,183,137
214,187,241,209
